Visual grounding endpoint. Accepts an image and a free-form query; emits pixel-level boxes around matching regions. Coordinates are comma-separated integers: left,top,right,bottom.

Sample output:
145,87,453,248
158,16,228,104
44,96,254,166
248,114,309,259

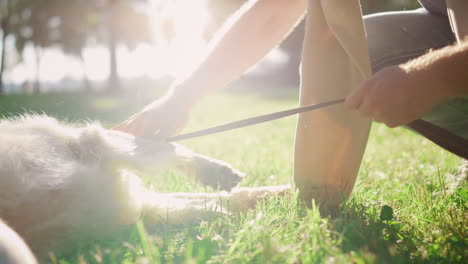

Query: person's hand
345,65,444,128
113,96,190,140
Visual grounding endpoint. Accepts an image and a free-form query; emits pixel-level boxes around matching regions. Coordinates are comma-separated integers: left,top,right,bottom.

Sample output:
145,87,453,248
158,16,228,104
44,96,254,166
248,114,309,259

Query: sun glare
6,0,211,86
149,0,210,79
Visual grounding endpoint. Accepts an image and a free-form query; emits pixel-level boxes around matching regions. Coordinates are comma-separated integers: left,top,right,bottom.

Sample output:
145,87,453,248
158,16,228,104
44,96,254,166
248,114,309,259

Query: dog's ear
67,124,136,163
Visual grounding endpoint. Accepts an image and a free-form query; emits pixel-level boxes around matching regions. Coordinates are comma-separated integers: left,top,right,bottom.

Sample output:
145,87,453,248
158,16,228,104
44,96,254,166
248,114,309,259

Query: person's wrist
401,62,450,105
402,43,468,101
167,81,199,109
141,85,189,115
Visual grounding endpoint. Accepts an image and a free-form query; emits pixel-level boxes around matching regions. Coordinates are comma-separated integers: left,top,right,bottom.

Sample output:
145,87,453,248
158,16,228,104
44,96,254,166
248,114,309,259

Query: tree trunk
33,46,42,93
80,51,92,91
0,0,10,95
0,23,7,95
108,33,119,93
107,0,120,94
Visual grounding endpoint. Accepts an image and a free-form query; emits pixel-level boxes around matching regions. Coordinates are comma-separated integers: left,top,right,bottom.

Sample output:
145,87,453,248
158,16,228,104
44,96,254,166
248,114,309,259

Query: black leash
407,119,468,159
168,98,345,142
167,97,468,159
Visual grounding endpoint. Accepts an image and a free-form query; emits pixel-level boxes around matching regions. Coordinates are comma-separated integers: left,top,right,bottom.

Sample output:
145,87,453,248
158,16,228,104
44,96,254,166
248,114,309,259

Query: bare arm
406,38,468,98
170,0,308,105
114,0,307,138
345,39,468,128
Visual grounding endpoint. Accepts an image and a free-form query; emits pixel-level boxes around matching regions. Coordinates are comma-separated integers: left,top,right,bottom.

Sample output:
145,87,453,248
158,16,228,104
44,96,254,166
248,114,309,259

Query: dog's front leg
142,192,229,225
129,137,244,191
170,143,245,191
103,131,243,190
142,185,291,225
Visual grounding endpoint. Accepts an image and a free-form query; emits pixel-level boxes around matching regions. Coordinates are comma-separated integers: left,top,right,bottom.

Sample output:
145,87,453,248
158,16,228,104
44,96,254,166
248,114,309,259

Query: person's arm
114,0,307,138
172,0,307,105
345,39,468,128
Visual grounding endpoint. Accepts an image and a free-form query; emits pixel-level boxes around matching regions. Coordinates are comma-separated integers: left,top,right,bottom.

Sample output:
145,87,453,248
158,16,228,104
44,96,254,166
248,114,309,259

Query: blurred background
0,0,421,96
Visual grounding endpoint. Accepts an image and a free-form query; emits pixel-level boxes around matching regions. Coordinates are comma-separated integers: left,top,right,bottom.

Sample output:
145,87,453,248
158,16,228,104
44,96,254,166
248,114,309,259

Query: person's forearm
402,39,468,100
167,0,307,106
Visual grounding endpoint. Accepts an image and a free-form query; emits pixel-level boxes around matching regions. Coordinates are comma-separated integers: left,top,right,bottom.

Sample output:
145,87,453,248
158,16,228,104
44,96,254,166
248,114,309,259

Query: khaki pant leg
294,0,371,210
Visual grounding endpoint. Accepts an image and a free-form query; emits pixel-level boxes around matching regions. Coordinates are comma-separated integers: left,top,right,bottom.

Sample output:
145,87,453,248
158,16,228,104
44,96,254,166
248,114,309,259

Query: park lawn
0,91,466,264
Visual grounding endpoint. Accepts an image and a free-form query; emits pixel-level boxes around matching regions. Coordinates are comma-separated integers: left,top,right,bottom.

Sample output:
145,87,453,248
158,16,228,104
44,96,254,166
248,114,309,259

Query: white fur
0,115,289,260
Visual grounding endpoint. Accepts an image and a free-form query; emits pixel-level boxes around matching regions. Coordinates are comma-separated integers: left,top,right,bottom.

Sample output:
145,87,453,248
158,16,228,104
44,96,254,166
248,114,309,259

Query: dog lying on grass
0,115,289,263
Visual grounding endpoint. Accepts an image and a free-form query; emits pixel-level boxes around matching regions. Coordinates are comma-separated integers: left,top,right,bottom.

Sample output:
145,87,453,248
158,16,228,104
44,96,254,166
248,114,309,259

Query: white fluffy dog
0,115,289,263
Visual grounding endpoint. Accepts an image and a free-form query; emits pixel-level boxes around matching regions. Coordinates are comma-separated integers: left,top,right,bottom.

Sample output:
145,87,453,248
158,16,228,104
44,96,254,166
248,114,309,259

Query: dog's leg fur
157,143,246,191
142,185,291,225
102,132,290,224
99,130,244,191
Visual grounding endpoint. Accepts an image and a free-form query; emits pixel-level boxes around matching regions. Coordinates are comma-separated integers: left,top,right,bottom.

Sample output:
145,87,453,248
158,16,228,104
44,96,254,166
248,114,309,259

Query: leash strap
407,119,468,159
168,98,345,142
168,98,468,159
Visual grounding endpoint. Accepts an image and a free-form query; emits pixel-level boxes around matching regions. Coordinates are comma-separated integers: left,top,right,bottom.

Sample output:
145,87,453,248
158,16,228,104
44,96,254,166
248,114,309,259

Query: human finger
356,99,374,118
345,80,371,110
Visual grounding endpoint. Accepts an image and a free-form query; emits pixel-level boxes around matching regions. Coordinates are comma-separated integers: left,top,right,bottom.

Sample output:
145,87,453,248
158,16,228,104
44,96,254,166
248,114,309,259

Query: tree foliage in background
53,0,97,90
0,0,31,94
3,0,95,93
53,0,153,93
92,0,153,93
0,0,11,94
13,0,62,92
0,0,153,94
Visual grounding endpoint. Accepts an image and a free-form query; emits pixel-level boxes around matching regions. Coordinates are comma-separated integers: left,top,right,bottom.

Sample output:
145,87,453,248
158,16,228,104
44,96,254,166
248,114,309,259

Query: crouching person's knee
0,220,37,264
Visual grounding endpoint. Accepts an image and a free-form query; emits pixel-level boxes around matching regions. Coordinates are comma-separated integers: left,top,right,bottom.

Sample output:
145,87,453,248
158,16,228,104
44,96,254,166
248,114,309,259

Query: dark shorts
363,8,468,140
418,0,448,16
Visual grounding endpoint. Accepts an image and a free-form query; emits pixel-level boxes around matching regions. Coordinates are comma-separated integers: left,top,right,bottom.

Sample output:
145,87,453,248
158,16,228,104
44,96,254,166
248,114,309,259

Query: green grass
0,91,466,264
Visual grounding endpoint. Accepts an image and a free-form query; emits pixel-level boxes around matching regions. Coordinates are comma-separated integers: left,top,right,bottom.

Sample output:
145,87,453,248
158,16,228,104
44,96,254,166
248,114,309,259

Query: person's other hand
345,66,443,128
113,96,190,140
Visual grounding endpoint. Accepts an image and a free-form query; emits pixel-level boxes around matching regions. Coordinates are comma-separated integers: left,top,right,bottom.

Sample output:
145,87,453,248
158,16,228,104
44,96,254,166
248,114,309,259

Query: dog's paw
195,157,245,191
229,185,291,213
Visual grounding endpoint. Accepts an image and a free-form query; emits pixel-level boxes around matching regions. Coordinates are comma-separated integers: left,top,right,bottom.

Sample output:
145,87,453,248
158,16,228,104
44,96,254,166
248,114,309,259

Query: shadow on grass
336,200,466,264
51,217,229,264
0,91,157,126
336,203,411,263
